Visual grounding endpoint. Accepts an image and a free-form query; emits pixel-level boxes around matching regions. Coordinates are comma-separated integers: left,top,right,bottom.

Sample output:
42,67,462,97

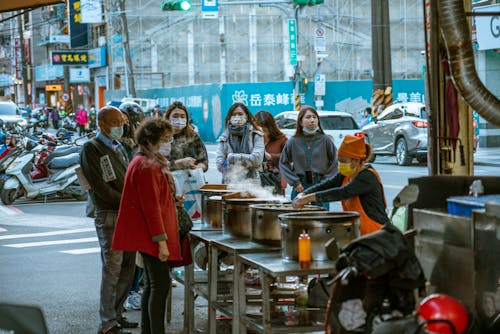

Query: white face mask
157,142,171,157
170,118,187,129
230,115,246,126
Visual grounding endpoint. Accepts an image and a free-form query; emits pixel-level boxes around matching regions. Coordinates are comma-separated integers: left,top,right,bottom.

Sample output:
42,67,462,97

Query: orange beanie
337,135,366,159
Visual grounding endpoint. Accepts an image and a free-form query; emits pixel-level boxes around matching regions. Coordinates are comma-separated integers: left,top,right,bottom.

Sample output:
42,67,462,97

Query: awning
0,0,64,13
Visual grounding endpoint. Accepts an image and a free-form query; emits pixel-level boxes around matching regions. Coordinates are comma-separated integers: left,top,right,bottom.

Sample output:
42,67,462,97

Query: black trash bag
326,224,426,334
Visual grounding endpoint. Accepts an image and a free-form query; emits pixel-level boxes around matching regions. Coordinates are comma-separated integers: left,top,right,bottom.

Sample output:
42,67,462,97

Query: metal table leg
208,243,219,334
184,263,195,334
260,271,272,334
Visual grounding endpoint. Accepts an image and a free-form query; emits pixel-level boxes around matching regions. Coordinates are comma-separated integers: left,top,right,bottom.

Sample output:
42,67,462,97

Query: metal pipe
437,0,500,127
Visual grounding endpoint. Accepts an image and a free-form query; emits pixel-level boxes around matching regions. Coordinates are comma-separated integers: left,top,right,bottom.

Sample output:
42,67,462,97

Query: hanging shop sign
51,50,88,66
68,0,89,48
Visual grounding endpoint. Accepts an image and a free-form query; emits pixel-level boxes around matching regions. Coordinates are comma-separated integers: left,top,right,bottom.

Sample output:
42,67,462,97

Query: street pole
17,12,30,106
293,6,301,111
118,0,136,97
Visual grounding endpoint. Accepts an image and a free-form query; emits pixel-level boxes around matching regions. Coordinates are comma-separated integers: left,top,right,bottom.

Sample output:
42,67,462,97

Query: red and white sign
62,93,70,102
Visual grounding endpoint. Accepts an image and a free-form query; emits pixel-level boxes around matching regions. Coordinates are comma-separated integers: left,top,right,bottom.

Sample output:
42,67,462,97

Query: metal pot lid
224,197,286,203
208,195,223,201
249,203,322,211
278,211,360,222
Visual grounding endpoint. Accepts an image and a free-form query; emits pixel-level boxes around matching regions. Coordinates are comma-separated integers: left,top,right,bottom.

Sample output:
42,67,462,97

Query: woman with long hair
254,110,288,195
113,118,181,334
164,101,208,172
216,102,264,184
279,105,338,208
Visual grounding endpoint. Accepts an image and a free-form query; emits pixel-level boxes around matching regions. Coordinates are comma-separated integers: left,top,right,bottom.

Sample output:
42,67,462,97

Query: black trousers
140,252,171,334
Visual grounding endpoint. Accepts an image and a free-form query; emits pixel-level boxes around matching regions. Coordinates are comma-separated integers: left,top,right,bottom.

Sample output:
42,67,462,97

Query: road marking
0,205,19,215
60,247,100,255
3,237,97,248
0,227,7,232
0,227,95,240
384,185,404,189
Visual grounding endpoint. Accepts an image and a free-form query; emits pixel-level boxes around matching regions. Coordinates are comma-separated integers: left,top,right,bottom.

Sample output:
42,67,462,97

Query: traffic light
293,0,324,6
300,77,308,92
161,0,192,11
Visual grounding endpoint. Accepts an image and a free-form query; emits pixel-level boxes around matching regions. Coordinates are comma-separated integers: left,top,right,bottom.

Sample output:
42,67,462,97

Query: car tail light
354,132,365,138
412,121,427,128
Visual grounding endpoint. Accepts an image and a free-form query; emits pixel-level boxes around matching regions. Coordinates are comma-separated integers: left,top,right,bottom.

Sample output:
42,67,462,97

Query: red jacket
113,156,181,261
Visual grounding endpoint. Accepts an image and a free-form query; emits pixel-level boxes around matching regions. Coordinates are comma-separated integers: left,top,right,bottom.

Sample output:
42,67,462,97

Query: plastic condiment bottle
298,229,311,269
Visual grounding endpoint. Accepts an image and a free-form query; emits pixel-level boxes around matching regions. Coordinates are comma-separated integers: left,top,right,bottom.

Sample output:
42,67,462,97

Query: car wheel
395,138,412,166
1,188,17,205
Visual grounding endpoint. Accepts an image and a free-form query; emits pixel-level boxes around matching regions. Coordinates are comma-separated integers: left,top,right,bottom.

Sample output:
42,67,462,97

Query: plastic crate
447,195,500,217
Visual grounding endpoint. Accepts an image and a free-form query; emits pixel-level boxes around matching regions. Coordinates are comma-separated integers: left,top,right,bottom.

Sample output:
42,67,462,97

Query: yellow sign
46,85,63,91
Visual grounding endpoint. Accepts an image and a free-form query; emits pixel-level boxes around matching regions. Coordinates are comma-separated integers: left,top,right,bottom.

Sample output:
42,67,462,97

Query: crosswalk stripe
0,227,7,232
0,228,95,240
3,237,97,248
60,247,101,255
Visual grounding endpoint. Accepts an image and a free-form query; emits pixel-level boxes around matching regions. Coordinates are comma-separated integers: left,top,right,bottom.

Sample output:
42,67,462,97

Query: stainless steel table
237,252,337,334
208,238,281,334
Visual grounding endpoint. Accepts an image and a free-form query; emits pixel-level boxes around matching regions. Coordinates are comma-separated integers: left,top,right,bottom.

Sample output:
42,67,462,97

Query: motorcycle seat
47,152,80,169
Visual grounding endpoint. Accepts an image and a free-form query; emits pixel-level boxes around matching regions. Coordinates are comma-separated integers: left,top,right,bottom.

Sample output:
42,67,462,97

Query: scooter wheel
1,188,17,205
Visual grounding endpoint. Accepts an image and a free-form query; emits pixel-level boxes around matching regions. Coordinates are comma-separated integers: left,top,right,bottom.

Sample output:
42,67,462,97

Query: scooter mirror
392,184,419,209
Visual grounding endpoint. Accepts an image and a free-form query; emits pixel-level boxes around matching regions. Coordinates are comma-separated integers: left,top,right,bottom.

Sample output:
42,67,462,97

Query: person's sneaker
171,278,177,287
123,292,141,310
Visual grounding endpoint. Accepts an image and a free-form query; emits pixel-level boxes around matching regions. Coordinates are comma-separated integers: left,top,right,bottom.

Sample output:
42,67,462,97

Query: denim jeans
140,252,171,334
95,211,136,332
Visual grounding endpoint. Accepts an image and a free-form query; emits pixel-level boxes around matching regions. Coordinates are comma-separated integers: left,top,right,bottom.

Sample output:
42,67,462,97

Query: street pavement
0,146,498,333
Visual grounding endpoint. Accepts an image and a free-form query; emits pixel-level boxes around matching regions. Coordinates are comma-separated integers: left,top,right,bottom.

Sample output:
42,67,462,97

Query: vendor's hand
293,193,313,208
294,184,304,193
158,241,170,262
264,151,272,160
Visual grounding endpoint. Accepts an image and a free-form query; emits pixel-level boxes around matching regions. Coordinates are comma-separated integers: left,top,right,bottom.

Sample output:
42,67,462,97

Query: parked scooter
0,137,88,205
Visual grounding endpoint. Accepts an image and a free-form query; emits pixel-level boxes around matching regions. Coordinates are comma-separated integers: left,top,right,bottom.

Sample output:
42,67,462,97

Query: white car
0,101,27,127
274,110,362,147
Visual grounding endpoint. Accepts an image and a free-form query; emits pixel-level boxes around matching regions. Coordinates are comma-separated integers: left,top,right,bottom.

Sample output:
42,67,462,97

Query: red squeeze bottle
298,229,311,269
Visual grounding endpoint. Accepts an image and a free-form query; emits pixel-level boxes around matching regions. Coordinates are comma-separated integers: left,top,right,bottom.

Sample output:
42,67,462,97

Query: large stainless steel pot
250,204,325,245
205,196,223,228
279,211,360,261
200,184,237,227
223,198,286,238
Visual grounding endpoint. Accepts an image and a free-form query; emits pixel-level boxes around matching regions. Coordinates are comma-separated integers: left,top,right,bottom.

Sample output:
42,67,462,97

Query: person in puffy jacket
216,102,264,185
75,105,89,136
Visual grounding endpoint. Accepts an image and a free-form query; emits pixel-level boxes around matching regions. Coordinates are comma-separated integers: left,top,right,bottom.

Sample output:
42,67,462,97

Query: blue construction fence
105,79,424,143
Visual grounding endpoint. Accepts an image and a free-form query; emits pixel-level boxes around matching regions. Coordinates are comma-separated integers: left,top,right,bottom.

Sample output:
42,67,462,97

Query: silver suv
362,102,427,166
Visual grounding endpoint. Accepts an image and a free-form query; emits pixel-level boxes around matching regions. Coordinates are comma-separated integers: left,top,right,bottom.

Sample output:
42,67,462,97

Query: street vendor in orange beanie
293,135,390,235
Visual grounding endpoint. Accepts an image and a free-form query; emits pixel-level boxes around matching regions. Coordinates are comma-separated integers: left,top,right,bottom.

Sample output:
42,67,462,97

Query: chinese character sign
51,51,89,66
68,0,88,48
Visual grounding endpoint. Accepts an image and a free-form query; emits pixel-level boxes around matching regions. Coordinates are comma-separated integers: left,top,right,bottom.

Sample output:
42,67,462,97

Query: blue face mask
303,126,319,135
108,126,123,140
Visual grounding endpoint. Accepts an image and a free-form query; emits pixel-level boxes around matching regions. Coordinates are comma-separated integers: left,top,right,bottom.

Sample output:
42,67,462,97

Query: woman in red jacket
113,118,180,334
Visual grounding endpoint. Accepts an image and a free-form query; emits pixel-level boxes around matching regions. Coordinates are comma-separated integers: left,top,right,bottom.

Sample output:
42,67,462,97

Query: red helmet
418,294,469,334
